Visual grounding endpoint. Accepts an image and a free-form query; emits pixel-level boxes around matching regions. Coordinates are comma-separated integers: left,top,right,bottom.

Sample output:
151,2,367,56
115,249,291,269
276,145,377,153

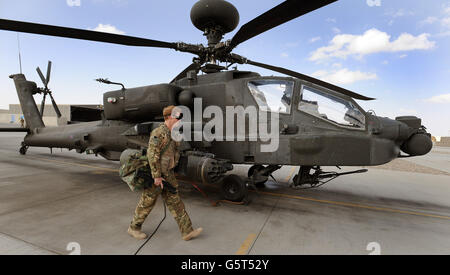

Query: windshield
299,86,366,128
248,79,295,114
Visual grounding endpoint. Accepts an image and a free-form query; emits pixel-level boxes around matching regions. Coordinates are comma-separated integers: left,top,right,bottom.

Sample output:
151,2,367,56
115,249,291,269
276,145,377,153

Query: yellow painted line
255,190,450,221
284,167,297,182
25,156,450,221
235,233,257,255
91,170,109,175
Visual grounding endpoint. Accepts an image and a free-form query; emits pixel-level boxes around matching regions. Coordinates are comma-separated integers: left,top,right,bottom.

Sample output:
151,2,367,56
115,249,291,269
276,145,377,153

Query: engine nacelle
103,84,182,122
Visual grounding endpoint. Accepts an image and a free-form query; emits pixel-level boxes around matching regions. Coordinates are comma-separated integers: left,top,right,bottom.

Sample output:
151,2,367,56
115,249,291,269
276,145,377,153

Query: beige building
0,104,102,126
436,137,450,147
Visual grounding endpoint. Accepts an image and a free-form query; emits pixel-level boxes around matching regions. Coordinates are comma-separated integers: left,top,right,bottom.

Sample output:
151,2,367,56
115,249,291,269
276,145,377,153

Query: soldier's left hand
154,177,163,189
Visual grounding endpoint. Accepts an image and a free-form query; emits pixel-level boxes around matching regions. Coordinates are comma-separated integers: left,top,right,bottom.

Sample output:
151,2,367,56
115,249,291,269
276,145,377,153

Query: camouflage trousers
130,171,194,237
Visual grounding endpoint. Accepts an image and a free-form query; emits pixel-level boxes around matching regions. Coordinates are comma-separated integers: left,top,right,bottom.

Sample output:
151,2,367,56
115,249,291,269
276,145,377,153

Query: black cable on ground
134,202,167,255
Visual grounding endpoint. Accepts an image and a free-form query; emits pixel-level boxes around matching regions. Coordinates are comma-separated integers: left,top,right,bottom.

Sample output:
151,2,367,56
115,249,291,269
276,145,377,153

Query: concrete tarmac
0,129,449,255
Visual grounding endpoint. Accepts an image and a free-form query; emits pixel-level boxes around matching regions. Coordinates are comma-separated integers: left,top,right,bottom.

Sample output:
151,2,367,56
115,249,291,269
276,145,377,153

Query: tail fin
9,74,45,130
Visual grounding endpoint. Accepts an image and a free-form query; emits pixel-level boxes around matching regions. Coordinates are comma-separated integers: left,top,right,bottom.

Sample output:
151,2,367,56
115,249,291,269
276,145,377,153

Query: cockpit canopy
248,79,366,129
300,86,366,129
248,79,295,114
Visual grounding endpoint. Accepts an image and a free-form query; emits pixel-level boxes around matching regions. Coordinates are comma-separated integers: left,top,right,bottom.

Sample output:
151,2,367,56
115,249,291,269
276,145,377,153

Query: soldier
19,117,24,128
128,105,203,241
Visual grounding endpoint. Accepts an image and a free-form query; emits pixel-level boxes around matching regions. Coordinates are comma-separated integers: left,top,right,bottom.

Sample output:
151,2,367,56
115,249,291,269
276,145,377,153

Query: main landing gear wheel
247,165,268,188
220,174,247,202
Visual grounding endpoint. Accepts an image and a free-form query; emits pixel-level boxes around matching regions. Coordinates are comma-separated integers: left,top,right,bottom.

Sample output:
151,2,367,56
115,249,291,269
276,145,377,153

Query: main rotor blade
46,61,52,85
0,19,178,49
228,0,337,51
36,67,47,87
170,63,201,84
246,60,375,101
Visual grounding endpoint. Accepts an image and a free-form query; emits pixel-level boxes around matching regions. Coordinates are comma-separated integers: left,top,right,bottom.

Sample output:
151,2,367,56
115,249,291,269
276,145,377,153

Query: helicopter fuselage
17,69,432,167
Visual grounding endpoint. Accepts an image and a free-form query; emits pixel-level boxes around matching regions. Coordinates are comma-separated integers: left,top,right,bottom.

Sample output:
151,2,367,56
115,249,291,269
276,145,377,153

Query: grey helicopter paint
0,0,433,201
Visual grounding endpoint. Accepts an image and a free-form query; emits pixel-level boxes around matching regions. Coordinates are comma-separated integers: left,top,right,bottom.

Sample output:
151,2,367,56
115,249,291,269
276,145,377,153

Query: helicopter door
296,85,366,130
247,79,294,115
247,79,295,160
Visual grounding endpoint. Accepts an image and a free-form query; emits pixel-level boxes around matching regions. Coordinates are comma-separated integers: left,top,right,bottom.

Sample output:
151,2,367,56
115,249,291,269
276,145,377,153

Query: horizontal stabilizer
0,128,30,133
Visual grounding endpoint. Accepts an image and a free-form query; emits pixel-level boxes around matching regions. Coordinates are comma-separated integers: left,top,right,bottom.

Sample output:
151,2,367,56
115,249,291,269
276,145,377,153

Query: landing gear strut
291,166,368,189
247,164,282,188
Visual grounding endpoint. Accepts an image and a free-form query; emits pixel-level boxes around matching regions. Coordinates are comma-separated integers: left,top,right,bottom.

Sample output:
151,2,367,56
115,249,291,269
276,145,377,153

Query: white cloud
389,9,415,18
332,63,342,68
309,28,435,62
311,68,377,85
326,18,337,23
309,36,321,43
399,54,407,58
442,17,450,28
367,0,381,7
281,52,289,58
332,27,341,34
426,94,450,103
422,4,450,36
419,16,438,26
436,31,450,37
444,3,450,14
92,24,125,35
67,0,81,7
385,9,414,25
428,4,450,36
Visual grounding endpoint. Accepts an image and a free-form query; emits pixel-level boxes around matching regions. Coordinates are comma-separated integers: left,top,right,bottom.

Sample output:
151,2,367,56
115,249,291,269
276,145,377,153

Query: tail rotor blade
40,93,47,117
46,61,52,85
36,66,47,87
49,93,62,118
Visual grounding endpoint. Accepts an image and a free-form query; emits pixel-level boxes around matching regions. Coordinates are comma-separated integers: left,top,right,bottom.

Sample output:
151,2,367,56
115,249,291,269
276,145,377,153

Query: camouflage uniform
130,123,194,237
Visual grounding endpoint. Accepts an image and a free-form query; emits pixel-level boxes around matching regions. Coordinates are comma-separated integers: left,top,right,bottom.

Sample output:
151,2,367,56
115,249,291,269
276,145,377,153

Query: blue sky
0,0,449,136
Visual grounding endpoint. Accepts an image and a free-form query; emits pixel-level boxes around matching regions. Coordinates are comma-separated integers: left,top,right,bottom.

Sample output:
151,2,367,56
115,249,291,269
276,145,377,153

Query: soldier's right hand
154,177,163,189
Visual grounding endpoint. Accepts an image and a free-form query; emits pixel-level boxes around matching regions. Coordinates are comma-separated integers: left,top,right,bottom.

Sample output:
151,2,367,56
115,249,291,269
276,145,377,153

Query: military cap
163,105,181,120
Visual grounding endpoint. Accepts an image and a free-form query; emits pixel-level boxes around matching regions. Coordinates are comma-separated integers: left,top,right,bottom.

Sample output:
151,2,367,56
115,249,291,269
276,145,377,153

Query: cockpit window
248,79,295,114
299,86,366,128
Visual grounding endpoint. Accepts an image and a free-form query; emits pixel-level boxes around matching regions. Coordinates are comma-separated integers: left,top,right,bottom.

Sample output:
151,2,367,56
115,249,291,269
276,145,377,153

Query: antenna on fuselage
17,33,23,74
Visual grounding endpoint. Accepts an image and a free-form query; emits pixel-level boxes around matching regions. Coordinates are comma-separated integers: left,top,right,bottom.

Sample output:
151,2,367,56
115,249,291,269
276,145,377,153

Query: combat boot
183,227,203,241
127,226,148,240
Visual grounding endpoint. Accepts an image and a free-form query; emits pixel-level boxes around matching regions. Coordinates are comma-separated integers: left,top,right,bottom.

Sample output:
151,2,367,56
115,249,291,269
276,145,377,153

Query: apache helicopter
0,0,433,202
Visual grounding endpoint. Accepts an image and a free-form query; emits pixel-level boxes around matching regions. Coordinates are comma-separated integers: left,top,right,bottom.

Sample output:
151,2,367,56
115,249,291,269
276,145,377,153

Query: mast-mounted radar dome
190,0,240,46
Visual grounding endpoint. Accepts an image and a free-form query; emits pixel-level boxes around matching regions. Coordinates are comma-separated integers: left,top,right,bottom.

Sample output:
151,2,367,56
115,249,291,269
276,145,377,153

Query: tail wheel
220,174,247,202
19,146,27,155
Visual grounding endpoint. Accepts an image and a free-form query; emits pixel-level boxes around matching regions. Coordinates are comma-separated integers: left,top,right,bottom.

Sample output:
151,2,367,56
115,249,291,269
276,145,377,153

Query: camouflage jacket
147,123,180,179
